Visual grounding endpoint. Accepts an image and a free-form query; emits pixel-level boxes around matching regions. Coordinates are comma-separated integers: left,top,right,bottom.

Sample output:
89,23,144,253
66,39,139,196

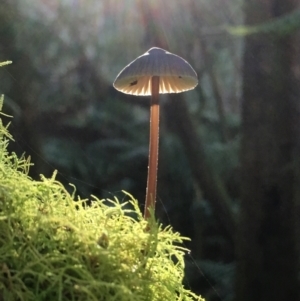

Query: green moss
0,95,203,300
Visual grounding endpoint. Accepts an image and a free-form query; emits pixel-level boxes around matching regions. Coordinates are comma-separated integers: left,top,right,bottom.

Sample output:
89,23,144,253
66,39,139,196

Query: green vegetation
0,95,203,300
227,9,300,37
0,61,12,67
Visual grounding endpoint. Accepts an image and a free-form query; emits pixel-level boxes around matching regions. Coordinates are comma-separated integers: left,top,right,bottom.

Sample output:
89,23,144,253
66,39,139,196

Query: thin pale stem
144,76,160,219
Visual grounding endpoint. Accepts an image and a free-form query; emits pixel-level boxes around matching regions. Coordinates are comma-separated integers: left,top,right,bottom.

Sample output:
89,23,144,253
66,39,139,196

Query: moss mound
0,96,203,300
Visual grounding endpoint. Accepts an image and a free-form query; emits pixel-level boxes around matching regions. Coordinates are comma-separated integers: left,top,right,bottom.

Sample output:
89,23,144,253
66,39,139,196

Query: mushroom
113,47,198,219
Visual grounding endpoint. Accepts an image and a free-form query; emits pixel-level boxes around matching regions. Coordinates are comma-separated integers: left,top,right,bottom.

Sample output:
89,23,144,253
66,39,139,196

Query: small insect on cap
113,47,198,96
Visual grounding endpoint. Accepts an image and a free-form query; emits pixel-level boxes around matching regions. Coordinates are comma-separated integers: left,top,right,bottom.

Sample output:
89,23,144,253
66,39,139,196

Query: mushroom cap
113,47,198,96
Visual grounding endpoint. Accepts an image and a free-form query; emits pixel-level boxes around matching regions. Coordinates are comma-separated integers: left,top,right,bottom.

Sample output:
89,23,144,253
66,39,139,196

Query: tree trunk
164,95,236,244
235,1,300,301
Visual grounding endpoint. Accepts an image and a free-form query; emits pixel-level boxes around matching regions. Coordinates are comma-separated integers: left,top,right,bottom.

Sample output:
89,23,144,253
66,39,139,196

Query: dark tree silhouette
236,1,300,301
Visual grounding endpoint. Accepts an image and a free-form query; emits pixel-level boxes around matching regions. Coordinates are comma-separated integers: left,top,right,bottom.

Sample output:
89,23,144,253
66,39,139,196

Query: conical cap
113,47,198,96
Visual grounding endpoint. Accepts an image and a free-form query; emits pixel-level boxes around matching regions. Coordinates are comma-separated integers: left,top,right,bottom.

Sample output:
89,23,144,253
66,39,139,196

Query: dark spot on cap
178,76,182,79
130,80,138,86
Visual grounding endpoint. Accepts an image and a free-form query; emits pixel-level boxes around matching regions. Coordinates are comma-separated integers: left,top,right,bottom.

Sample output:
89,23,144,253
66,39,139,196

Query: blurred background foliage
1,0,291,300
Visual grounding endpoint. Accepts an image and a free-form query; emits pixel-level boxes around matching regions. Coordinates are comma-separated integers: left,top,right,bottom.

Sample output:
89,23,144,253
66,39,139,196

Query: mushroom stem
144,75,160,219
